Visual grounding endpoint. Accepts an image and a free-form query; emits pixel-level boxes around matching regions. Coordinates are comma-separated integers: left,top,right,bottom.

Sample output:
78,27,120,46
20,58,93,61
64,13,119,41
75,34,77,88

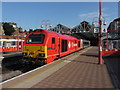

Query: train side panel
0,39,24,53
46,34,60,64
59,36,82,57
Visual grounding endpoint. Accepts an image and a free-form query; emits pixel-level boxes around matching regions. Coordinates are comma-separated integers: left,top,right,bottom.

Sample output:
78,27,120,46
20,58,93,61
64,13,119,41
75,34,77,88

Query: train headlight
39,53,45,57
22,52,27,56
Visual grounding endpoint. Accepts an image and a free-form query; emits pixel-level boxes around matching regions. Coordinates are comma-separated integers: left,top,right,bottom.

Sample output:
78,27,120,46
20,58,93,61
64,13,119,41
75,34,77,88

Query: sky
1,2,119,31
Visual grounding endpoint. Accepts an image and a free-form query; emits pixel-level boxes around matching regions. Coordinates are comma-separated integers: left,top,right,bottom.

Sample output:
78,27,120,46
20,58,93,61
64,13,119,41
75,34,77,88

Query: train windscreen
26,34,45,44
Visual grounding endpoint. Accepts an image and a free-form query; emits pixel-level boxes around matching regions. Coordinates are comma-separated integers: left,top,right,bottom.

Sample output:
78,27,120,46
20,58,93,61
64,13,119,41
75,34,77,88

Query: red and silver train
0,38,24,53
22,29,90,64
102,39,120,56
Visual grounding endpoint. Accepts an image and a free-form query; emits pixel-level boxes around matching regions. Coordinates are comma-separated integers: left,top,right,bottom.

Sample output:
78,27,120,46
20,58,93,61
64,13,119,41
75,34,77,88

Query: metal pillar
98,0,103,64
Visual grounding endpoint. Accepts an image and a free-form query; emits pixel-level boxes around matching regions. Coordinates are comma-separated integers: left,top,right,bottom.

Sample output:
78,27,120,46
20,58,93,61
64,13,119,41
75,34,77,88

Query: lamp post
92,0,107,64
40,20,52,30
98,0,102,64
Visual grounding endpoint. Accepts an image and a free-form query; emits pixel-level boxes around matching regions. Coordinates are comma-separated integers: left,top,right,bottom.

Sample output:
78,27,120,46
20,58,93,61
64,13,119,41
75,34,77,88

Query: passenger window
52,37,55,44
3,41,6,47
6,42,11,47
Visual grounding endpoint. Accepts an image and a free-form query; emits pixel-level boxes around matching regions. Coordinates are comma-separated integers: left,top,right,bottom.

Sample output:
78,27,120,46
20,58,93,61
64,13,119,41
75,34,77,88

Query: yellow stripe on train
23,46,47,58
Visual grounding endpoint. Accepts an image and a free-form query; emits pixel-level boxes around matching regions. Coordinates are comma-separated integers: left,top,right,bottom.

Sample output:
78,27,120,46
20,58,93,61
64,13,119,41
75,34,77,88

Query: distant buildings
50,24,71,34
107,18,120,38
72,21,94,33
0,22,29,38
0,22,23,35
50,21,94,35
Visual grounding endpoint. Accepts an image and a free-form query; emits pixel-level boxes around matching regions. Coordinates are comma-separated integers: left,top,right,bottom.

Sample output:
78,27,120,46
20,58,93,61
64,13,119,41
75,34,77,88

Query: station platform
1,47,119,88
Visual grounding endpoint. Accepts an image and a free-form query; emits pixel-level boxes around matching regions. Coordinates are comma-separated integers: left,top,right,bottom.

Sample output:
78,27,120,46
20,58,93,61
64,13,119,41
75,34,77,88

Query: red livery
22,29,90,64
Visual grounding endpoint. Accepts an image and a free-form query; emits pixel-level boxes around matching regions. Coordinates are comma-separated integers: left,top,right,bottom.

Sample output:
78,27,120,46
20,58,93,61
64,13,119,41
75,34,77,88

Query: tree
29,29,33,33
19,27,23,33
3,23,15,35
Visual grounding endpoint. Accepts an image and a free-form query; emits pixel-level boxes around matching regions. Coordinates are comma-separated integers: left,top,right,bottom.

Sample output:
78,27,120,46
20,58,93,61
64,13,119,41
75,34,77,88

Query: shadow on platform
81,54,98,57
71,60,98,65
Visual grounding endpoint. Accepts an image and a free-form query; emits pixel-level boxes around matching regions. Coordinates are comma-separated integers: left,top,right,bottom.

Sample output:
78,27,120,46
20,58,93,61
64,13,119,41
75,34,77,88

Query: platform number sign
94,28,107,33
102,28,107,33
94,28,99,33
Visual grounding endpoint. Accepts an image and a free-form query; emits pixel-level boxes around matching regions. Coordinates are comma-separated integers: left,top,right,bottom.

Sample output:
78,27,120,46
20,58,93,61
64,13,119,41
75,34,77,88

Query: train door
51,37,60,57
61,40,68,52
78,41,80,48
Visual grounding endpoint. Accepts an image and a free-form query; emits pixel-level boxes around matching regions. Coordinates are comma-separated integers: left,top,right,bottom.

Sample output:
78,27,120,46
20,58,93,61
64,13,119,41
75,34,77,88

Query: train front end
22,29,47,65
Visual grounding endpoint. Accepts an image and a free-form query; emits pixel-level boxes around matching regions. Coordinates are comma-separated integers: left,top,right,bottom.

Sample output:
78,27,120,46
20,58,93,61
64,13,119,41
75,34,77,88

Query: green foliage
29,29,33,33
3,23,15,35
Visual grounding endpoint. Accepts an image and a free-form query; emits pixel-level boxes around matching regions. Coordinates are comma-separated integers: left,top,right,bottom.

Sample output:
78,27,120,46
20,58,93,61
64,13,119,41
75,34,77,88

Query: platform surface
2,47,116,88
32,47,114,88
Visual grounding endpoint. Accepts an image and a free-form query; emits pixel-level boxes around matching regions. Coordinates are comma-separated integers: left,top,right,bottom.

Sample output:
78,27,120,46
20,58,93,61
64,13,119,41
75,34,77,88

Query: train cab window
26,34,45,44
52,37,55,44
62,40,68,52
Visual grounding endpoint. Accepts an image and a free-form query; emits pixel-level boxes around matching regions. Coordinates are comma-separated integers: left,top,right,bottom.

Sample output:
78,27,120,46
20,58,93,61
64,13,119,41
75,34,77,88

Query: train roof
33,29,80,40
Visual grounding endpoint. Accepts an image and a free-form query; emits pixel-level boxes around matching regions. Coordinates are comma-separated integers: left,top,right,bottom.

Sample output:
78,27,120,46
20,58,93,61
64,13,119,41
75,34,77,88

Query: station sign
94,28,107,33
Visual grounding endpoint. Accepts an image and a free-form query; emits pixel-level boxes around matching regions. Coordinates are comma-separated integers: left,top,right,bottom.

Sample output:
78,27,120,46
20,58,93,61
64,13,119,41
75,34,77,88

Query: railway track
2,56,41,81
